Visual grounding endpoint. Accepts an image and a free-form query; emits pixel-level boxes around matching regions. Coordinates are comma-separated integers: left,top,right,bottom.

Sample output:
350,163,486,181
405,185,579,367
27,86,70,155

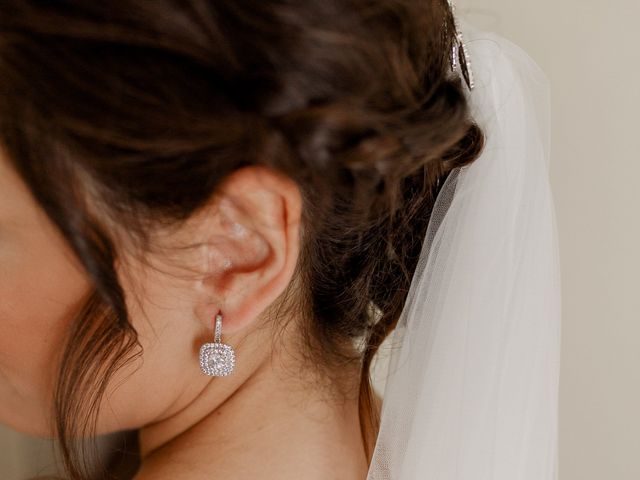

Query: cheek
0,226,90,436
0,224,206,437
94,254,209,433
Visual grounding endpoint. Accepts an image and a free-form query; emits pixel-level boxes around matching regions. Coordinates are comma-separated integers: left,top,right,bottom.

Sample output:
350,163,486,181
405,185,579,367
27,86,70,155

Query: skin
0,151,372,479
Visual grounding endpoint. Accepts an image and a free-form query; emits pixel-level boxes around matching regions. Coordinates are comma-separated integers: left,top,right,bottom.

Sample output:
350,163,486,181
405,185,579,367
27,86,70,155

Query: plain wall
456,1,640,479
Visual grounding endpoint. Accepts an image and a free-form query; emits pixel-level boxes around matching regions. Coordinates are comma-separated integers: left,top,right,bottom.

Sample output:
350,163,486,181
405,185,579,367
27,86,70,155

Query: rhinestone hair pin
447,0,475,90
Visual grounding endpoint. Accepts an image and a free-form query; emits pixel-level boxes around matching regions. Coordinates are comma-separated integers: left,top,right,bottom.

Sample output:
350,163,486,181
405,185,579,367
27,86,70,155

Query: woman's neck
134,339,370,480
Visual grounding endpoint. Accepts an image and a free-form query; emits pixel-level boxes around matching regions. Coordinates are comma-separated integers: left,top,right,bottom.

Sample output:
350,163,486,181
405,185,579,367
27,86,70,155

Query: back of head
0,1,483,478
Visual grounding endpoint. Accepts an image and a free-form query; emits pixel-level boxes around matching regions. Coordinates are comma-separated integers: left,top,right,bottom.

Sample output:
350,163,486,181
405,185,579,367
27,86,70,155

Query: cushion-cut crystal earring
199,311,236,376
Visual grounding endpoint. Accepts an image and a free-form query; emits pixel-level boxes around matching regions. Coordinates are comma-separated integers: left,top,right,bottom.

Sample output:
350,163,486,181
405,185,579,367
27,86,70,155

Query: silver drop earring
199,311,236,376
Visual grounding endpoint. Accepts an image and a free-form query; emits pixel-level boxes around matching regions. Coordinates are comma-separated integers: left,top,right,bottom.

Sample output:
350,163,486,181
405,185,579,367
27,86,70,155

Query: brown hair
0,1,483,478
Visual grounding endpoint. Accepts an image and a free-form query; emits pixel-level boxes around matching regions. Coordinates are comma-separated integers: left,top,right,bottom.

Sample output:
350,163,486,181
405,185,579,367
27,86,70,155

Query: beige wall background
455,0,640,479
2,1,639,479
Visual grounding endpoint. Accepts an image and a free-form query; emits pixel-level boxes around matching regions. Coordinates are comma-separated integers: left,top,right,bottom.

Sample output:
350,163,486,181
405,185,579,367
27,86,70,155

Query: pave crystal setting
199,312,236,376
199,342,235,376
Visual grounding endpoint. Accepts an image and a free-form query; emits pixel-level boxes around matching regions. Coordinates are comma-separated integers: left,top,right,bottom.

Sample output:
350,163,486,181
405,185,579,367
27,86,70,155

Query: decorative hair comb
447,0,475,90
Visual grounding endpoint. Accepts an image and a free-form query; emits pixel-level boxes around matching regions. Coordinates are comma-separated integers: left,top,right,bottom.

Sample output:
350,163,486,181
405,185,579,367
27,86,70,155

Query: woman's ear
191,165,302,337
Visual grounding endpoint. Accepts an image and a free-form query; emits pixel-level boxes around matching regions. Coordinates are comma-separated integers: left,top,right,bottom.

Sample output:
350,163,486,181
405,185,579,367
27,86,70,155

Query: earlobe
194,165,302,340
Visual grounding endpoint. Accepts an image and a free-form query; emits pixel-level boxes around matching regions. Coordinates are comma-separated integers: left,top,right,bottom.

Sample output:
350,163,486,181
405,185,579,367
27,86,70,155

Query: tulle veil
367,20,561,480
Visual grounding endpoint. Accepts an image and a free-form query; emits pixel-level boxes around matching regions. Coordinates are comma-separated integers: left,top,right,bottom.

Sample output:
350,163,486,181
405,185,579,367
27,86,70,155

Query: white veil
367,21,561,480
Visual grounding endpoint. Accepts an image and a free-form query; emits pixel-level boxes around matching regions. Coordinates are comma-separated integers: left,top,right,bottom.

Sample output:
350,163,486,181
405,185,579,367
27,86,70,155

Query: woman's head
0,0,482,477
